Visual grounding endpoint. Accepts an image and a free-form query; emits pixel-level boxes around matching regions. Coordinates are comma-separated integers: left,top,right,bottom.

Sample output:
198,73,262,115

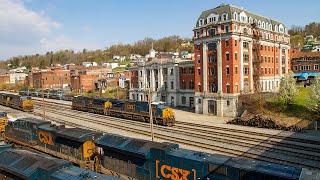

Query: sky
1,0,319,60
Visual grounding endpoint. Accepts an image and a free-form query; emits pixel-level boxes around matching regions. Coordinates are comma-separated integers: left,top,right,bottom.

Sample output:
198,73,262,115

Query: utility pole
148,79,154,141
41,79,45,120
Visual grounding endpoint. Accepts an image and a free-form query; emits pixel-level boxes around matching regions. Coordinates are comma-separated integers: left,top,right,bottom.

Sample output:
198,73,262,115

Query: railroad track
31,100,320,170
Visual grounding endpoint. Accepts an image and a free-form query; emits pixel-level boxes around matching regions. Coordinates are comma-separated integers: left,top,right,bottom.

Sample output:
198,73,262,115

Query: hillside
0,35,193,70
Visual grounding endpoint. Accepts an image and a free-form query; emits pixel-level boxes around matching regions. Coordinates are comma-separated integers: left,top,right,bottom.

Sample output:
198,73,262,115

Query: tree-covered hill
0,35,193,69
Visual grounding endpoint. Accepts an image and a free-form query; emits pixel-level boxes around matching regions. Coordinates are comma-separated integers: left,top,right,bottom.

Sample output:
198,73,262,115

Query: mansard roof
196,4,285,28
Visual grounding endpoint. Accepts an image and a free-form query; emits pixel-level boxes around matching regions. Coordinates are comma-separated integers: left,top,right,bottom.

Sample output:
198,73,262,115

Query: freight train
3,117,318,180
0,93,34,112
72,96,175,126
0,144,119,180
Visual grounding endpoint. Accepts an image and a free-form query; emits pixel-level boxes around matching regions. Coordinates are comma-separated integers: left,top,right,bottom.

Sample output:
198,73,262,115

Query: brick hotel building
193,4,292,116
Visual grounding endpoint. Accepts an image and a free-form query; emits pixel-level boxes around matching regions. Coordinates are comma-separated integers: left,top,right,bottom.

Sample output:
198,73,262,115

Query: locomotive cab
151,102,175,126
0,112,8,140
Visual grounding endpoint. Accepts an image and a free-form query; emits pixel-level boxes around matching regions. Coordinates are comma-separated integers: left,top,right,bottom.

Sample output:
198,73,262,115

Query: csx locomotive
4,117,318,180
0,93,33,112
0,144,119,180
72,96,175,126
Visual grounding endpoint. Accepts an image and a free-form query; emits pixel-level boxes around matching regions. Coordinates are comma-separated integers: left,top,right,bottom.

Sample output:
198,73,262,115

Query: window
181,67,186,74
189,67,194,74
190,80,194,89
197,55,201,63
268,57,270,63
235,53,238,60
236,84,239,93
226,84,230,93
268,46,270,51
244,67,249,75
234,25,237,31
227,100,230,106
264,46,267,51
209,68,215,75
244,54,249,62
198,85,202,92
264,56,267,63
276,68,279,74
226,67,230,75
222,13,227,21
198,98,202,104
260,45,263,50
140,71,143,77
182,96,186,104
243,28,247,34
208,29,216,36
235,40,237,46
226,53,230,61
170,68,174,75
276,57,278,63
235,66,238,74
243,42,248,48
265,67,267,74
225,40,229,47
197,44,200,51
208,43,217,51
182,81,186,89
315,64,319,70
272,57,274,63
225,26,229,33
269,68,271,74
171,81,174,89
233,13,237,20
198,68,201,75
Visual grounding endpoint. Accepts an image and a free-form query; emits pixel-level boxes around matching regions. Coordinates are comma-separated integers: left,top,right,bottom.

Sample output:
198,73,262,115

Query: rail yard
0,92,319,179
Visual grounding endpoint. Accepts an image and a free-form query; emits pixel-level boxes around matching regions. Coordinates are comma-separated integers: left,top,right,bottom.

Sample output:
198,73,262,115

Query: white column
202,42,208,92
279,46,282,76
151,69,155,91
217,39,223,93
159,66,163,89
285,48,288,74
249,41,253,92
240,39,244,92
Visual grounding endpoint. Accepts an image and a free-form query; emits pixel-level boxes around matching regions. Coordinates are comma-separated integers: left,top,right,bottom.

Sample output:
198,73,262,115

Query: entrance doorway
189,97,194,108
208,100,217,115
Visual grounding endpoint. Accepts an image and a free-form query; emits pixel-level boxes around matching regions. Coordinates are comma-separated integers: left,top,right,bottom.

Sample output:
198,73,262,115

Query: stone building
129,58,195,107
193,4,291,116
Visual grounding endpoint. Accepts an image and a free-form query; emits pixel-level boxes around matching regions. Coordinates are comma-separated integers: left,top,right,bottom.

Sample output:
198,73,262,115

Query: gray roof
196,4,285,28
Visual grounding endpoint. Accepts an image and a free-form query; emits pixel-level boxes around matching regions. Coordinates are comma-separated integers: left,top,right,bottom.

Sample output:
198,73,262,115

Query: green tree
309,75,320,116
279,72,299,106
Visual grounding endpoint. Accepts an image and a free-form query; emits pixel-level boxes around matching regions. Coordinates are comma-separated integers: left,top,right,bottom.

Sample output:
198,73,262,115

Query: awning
298,73,309,80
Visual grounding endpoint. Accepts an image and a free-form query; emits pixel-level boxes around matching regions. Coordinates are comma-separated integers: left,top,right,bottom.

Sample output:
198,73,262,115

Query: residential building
292,51,320,82
82,62,98,67
129,58,194,107
193,4,291,116
113,55,126,61
9,73,27,84
0,74,10,84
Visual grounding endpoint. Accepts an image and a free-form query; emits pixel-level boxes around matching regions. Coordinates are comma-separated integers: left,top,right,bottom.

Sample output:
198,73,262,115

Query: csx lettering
126,104,135,110
38,131,54,145
156,160,194,180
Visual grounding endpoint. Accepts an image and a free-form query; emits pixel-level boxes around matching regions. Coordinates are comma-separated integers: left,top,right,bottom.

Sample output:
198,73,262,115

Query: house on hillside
113,55,126,61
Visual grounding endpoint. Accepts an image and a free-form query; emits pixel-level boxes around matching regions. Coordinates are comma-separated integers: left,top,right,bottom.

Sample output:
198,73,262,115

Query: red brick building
292,52,320,82
193,4,291,116
0,74,10,84
71,74,99,93
32,70,70,89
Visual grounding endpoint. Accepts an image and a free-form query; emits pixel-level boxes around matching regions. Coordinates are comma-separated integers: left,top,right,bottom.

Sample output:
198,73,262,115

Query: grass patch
112,67,126,72
264,86,316,126
118,60,130,65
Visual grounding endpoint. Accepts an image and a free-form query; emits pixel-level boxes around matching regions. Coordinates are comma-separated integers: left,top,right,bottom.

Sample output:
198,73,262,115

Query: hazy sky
1,0,319,60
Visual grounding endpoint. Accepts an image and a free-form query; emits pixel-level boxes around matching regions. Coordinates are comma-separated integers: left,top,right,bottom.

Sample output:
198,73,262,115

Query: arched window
258,20,261,27
266,22,269,30
233,12,237,20
262,21,265,29
269,24,272,31
222,13,228,21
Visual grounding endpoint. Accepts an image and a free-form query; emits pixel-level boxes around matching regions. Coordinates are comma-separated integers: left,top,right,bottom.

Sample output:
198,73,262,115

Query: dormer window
222,13,228,21
262,22,265,29
241,16,247,22
199,19,204,26
275,25,278,32
269,24,272,31
233,12,237,20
